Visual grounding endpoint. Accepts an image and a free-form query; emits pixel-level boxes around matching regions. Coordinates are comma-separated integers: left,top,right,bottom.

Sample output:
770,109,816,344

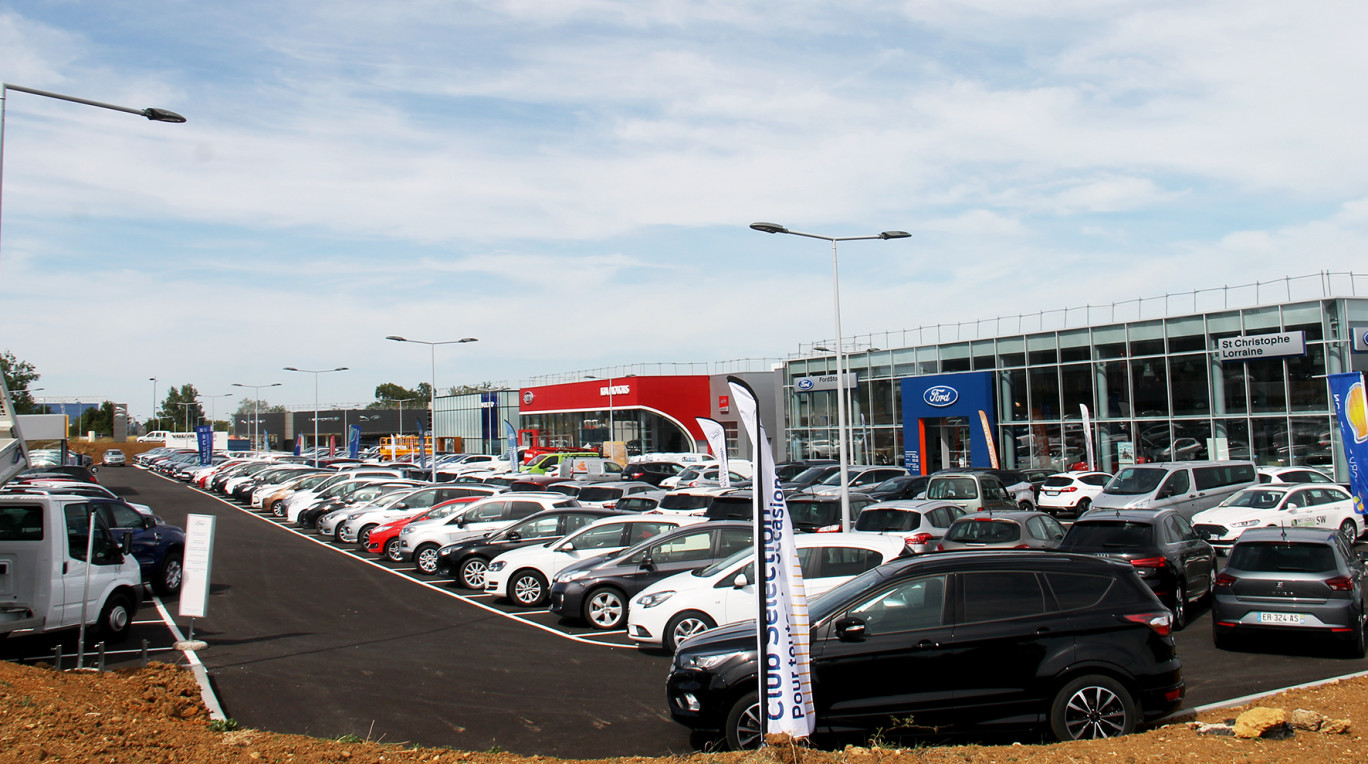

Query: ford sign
924,386,958,407
796,378,815,391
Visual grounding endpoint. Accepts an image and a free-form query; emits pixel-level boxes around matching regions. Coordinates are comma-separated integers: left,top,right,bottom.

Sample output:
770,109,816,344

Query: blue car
92,498,186,596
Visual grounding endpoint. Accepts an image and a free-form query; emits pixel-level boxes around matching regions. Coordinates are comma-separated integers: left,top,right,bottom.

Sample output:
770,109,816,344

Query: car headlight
637,591,675,609
488,561,506,572
555,569,591,583
676,651,737,672
401,526,414,535
1231,519,1261,528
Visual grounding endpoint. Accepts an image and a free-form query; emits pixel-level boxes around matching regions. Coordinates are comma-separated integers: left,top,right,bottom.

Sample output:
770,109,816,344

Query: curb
1158,668,1368,724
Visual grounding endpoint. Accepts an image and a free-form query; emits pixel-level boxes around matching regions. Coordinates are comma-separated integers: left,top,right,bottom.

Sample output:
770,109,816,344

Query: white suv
400,493,581,574
1035,471,1112,517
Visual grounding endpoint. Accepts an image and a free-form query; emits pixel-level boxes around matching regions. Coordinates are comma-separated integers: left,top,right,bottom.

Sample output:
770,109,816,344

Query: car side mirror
640,555,655,570
732,572,750,589
834,617,867,642
143,516,157,530
507,531,522,541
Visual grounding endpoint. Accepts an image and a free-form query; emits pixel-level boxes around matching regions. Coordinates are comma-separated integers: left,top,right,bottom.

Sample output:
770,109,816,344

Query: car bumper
1212,595,1360,633
666,668,750,732
549,582,588,618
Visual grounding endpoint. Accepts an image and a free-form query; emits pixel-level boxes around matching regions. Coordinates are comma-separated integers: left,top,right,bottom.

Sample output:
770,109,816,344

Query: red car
366,496,481,561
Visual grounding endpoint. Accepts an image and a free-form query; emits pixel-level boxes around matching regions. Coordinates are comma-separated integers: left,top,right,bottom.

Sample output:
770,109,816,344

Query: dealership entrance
901,372,998,475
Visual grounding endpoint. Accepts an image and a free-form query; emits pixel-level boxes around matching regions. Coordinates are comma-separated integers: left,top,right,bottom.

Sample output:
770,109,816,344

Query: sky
3,1,1368,421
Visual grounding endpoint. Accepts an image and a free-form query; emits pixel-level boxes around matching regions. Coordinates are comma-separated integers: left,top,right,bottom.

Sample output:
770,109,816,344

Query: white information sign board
178,514,216,619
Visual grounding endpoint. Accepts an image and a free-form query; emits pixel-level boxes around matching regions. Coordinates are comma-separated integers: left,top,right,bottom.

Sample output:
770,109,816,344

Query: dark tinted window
848,575,947,633
658,494,712,511
1193,463,1257,490
927,478,978,500
1042,476,1074,488
854,508,921,532
1105,468,1166,495
615,497,659,512
787,500,840,528
960,572,1046,622
1160,470,1190,496
1063,520,1155,548
704,498,752,521
576,487,622,503
946,519,1020,543
0,504,44,540
716,527,753,557
1080,474,1111,486
1045,572,1114,610
803,546,886,578
1229,542,1337,573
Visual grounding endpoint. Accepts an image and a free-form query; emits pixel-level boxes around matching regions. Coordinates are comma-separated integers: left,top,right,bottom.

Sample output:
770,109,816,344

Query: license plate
1258,612,1304,625
1045,491,1059,496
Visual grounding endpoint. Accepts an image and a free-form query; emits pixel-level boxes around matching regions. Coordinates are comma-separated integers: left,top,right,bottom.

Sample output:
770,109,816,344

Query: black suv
1058,508,1216,629
621,461,685,486
667,551,1184,749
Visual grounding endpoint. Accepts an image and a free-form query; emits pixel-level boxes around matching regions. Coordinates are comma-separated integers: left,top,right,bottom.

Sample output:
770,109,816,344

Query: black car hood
674,620,758,657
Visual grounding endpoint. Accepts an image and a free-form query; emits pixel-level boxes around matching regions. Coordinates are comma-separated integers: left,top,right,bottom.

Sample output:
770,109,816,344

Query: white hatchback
483,514,703,607
1035,471,1113,516
627,533,906,652
1191,484,1364,553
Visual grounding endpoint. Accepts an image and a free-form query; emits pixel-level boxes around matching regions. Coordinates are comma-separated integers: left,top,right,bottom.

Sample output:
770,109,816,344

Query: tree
156,384,204,432
1,350,42,414
369,382,425,409
448,382,503,395
232,397,287,418
76,401,117,437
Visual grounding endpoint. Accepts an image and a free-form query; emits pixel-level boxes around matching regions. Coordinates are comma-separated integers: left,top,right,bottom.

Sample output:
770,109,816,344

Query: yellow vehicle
379,435,433,461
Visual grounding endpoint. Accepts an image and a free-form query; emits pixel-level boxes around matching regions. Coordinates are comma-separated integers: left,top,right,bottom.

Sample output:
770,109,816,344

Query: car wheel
1345,613,1367,659
98,592,135,645
1074,498,1091,517
665,610,717,652
153,552,184,596
385,537,404,562
458,557,489,589
1170,579,1188,630
357,524,377,549
413,544,441,575
723,691,763,750
511,570,549,607
583,587,627,629
1339,518,1360,545
272,502,285,518
1018,499,1034,511
1049,674,1137,740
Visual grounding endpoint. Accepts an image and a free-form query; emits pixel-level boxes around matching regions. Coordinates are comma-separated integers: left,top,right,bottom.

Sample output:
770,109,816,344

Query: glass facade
434,390,521,455
785,299,1364,479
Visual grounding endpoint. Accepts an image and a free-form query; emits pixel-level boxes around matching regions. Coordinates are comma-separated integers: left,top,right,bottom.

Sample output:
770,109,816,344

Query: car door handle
915,640,939,650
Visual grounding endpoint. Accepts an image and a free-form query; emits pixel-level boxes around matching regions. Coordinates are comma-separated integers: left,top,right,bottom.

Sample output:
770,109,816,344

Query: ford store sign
924,385,959,407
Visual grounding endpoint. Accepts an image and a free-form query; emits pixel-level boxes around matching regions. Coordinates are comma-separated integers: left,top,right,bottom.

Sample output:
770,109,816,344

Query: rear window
1229,542,1337,573
946,519,1020,543
927,478,979,500
787,499,841,528
853,508,921,532
576,487,621,503
704,498,752,521
1063,520,1155,549
0,504,44,540
658,494,712,511
1042,477,1074,488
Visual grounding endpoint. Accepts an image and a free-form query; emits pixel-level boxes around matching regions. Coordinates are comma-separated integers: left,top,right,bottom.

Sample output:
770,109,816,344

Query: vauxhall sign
794,372,857,393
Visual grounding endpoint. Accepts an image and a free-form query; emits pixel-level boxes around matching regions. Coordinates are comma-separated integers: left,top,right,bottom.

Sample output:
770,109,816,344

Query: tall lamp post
1,84,185,279
232,382,281,451
148,377,158,434
385,336,478,481
198,393,233,434
283,367,348,467
750,222,910,532
175,402,197,433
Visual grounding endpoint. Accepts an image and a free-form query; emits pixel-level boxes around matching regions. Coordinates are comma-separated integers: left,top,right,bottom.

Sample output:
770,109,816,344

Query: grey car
1212,526,1367,657
936,510,1066,552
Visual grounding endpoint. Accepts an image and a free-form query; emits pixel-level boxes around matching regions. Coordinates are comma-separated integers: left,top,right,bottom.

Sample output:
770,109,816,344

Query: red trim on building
519,376,712,440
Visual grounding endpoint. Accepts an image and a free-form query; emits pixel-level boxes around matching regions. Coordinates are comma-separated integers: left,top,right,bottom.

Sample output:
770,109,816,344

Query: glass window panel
869,350,893,378
1130,358,1170,417
1168,354,1210,416
1250,418,1286,467
941,343,971,372
1243,306,1281,331
1060,364,1093,421
918,347,939,375
1029,367,1061,420
1129,320,1166,357
1282,303,1325,341
1138,421,1171,462
1218,357,1250,415
1027,334,1058,365
892,348,918,376
1207,311,1243,343
1170,421,1211,461
1210,418,1250,461
869,379,895,426
1247,358,1287,414
1093,325,1127,360
1002,425,1031,469
997,337,1025,368
1288,345,1327,412
1166,316,1207,353
1059,329,1091,363
971,341,996,370
874,427,899,468
1099,360,1131,418
1289,416,1333,468
1098,421,1133,473
1029,423,1065,470
1000,369,1028,422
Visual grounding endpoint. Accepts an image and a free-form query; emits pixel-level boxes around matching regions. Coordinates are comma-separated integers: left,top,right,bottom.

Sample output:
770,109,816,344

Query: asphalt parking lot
6,465,1367,756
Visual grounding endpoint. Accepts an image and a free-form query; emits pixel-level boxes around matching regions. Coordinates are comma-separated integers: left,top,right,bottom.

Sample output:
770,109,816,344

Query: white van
1089,460,1258,520
138,430,171,443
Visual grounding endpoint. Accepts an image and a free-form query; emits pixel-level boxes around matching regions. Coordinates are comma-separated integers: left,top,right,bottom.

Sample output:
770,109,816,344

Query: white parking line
165,475,637,649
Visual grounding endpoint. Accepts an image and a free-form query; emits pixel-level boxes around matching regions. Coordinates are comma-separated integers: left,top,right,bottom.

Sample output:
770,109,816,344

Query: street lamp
148,377,158,434
386,336,478,481
283,367,348,467
0,84,185,283
198,393,233,433
750,222,910,532
232,382,281,451
175,402,197,433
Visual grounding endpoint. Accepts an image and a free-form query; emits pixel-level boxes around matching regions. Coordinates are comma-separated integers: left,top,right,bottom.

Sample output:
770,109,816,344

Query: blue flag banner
195,425,214,466
348,425,361,459
1328,372,1368,518
293,434,303,457
504,420,520,474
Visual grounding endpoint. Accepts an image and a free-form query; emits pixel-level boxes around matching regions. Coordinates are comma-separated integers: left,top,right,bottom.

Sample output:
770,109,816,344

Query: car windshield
854,508,921,532
1065,520,1154,548
788,466,835,485
1229,542,1336,573
946,519,1020,543
1220,489,1286,509
1104,468,1167,495
696,547,750,578
576,487,621,503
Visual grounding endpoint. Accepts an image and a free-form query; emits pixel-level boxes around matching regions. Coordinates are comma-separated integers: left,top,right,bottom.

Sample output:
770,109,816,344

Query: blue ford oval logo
797,378,815,391
924,386,958,407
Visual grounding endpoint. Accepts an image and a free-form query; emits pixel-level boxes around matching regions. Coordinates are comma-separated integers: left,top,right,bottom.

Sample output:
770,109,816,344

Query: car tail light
1056,486,1076,493
1214,572,1237,588
603,502,616,509
1012,544,1031,549
1129,556,1166,569
815,524,841,533
903,532,932,547
1326,576,1354,592
935,542,945,552
1121,611,1173,637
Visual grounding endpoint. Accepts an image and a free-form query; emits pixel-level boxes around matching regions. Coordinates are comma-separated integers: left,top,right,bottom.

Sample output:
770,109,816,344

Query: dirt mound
1,659,1364,763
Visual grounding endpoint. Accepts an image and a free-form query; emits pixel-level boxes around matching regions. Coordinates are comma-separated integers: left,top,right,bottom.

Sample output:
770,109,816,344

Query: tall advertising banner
504,420,521,474
194,425,214,465
328,435,337,458
696,417,730,489
1328,372,1368,518
1080,404,1096,470
348,425,361,459
293,434,303,457
977,411,1000,469
727,377,815,740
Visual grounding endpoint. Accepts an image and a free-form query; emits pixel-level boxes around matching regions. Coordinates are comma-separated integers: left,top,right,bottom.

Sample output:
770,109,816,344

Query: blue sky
3,1,1367,420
